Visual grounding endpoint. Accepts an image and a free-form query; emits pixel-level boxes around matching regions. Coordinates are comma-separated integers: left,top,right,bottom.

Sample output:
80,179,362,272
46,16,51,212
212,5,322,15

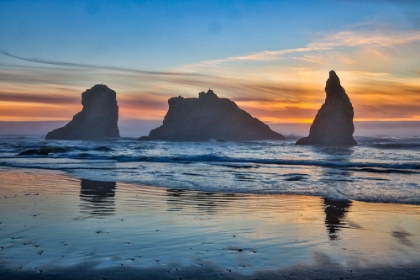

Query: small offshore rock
18,149,49,156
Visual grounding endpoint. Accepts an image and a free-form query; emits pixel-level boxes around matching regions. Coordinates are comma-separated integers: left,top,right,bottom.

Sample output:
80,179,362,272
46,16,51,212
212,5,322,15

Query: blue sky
2,0,417,69
0,0,419,126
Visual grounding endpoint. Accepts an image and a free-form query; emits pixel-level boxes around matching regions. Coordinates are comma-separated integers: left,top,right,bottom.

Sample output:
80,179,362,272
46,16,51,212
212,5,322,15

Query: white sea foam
0,136,419,204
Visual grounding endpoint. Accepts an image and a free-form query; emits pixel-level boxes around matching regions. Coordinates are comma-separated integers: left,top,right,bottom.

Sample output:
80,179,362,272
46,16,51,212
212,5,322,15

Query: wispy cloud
182,48,325,68
118,95,169,111
0,50,206,77
1,25,420,123
0,91,79,104
178,29,420,71
308,31,420,49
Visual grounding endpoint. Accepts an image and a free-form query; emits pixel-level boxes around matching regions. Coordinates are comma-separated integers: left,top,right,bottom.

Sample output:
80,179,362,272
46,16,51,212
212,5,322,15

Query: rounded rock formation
46,85,120,140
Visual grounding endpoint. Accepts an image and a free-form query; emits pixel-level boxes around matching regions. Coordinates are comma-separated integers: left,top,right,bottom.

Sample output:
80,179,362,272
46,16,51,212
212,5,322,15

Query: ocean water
0,135,419,205
1,136,420,278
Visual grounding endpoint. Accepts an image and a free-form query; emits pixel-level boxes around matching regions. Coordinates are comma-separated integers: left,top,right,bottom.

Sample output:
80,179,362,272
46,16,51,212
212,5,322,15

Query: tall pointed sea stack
296,71,357,146
139,89,284,141
46,85,120,140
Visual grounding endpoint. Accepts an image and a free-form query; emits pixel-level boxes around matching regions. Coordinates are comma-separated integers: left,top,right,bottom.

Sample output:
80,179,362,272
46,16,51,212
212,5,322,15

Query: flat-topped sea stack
296,71,357,146
46,85,120,140
139,89,284,141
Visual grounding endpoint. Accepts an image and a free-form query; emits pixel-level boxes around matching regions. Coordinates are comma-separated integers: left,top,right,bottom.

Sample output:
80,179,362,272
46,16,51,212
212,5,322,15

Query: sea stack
46,85,120,140
296,71,357,146
139,89,284,141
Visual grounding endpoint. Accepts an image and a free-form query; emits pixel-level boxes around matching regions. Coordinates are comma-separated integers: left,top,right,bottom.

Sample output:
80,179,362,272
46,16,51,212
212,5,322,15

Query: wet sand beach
1,167,420,279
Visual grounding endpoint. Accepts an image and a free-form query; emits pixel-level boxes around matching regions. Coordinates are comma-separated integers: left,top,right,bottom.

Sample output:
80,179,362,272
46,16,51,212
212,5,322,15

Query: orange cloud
0,91,79,105
2,72,420,123
118,94,169,120
0,101,80,121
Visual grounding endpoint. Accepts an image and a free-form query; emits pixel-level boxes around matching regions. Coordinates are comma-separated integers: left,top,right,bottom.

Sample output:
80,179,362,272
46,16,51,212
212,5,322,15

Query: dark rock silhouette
139,89,284,141
296,71,357,146
80,179,116,216
46,85,120,140
17,149,48,156
324,198,352,240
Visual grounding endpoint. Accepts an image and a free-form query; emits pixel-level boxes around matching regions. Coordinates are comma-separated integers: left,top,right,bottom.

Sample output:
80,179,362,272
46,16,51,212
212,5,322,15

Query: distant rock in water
139,89,284,141
18,149,48,156
46,85,120,140
296,71,357,146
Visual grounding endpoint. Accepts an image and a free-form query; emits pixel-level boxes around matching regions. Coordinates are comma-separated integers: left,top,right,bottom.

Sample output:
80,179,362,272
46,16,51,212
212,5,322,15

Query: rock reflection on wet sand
323,198,352,240
1,167,420,279
80,179,116,217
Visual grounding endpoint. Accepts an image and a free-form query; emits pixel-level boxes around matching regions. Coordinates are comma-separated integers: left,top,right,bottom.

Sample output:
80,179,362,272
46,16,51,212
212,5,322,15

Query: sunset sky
1,0,420,131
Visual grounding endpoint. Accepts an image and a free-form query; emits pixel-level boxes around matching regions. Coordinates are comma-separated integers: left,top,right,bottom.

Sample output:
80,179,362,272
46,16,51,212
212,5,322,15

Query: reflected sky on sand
166,188,245,215
0,167,420,276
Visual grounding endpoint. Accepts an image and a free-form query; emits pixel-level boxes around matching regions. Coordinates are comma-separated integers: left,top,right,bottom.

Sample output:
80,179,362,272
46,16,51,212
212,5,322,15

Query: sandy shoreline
1,167,420,279
2,262,420,280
